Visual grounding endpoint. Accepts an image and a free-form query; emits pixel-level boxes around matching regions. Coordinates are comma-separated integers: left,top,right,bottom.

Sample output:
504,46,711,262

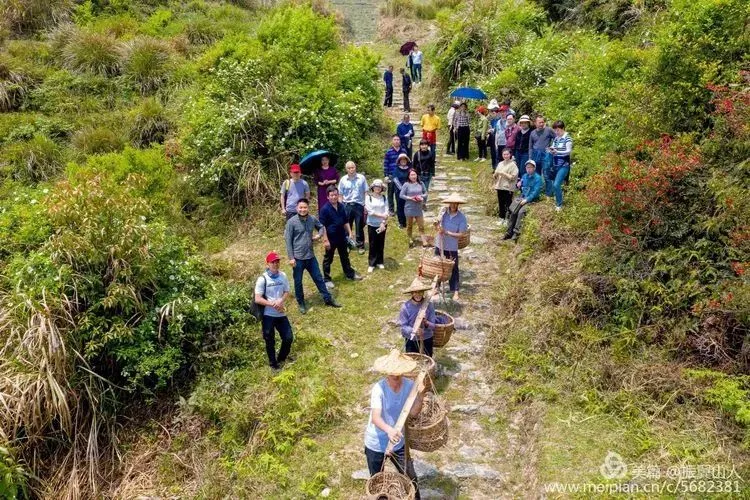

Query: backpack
251,274,268,320
282,179,291,207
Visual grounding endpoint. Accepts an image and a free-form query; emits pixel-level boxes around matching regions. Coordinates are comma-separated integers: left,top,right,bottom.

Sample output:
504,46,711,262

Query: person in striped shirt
547,120,573,211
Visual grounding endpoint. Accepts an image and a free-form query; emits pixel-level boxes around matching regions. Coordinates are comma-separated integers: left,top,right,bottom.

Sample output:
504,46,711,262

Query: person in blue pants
547,120,573,211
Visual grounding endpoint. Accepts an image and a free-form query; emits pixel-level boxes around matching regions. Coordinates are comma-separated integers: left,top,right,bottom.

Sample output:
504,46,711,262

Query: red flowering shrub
586,136,701,251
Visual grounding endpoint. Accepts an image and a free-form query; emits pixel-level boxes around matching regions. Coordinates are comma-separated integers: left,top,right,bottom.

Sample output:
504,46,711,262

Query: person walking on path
493,147,518,224
338,161,369,253
412,139,435,208
400,68,412,112
280,164,310,220
410,45,423,83
320,186,363,286
445,101,459,155
435,193,469,301
255,251,293,370
400,169,428,247
420,105,441,158
396,114,415,158
548,120,573,211
474,105,489,162
503,160,543,241
453,102,471,161
383,65,393,107
399,279,438,357
513,115,532,169
313,155,339,212
392,153,412,228
284,199,341,314
529,115,555,177
383,135,406,216
364,350,425,499
487,100,500,167
365,179,389,273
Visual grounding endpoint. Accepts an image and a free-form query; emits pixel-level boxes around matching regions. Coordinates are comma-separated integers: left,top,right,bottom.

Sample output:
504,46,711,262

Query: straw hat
518,114,531,124
403,277,432,294
370,178,384,190
397,153,411,163
441,192,467,204
373,349,418,375
488,99,499,111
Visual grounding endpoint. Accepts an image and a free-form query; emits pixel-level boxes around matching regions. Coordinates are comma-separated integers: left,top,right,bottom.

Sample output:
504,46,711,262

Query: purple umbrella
400,41,417,56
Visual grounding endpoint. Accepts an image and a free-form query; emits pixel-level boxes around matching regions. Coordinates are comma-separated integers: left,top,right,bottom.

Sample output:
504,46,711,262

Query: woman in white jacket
493,147,518,224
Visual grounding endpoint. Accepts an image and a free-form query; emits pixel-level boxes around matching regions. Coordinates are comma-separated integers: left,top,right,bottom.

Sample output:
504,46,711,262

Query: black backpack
251,274,268,320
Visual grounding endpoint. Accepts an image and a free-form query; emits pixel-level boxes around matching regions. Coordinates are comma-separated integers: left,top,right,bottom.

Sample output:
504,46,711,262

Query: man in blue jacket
383,65,393,107
383,135,406,215
396,114,414,158
503,160,542,241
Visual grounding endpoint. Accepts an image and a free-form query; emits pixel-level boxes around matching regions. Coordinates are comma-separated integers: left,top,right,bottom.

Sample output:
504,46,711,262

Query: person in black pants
364,180,389,272
254,252,293,369
453,103,471,160
319,186,362,285
383,65,393,107
400,68,412,112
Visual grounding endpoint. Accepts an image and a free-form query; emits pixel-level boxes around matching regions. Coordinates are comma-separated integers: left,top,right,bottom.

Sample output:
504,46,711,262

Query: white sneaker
377,264,385,270
499,219,507,226
325,280,335,289
555,206,562,212
367,266,374,273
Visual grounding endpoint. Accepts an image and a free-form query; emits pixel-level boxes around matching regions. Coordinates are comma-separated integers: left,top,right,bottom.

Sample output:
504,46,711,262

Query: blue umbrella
449,87,487,100
299,149,339,174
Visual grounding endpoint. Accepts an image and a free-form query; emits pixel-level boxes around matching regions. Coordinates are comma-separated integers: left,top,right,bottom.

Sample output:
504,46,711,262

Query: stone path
344,67,539,498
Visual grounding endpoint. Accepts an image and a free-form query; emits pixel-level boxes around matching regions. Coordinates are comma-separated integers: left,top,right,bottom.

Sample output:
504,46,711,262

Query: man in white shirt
446,101,459,156
410,45,423,83
338,161,369,253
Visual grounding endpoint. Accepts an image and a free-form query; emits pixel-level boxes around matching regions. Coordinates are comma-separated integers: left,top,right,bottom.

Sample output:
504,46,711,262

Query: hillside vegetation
0,1,381,497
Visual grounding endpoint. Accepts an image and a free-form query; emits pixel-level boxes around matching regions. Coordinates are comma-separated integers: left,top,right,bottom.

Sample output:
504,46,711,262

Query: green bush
62,30,123,76
28,69,122,115
123,37,173,94
72,125,125,155
1,134,66,184
129,97,172,147
0,55,34,112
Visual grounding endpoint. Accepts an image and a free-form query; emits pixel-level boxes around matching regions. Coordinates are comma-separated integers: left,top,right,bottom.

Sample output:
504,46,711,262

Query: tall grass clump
0,56,32,112
129,98,172,147
1,135,65,184
123,37,173,94
62,31,123,76
1,0,72,34
72,126,125,155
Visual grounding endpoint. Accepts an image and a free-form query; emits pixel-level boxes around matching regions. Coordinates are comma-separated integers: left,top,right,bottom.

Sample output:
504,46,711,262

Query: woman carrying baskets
435,193,469,302
399,278,438,357
364,350,426,499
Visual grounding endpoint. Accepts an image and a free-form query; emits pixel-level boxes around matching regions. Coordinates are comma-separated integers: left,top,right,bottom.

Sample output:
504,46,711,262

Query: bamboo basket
403,353,436,392
432,311,455,348
365,470,416,500
407,392,449,452
457,225,471,249
419,254,454,281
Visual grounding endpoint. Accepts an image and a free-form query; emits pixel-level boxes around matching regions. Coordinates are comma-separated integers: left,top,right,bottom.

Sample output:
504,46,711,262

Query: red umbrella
400,41,417,56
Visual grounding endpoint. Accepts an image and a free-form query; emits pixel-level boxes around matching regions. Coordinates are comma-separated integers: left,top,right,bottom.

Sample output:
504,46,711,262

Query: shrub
1,0,72,34
62,30,123,76
122,37,173,94
0,56,33,112
129,97,172,147
28,69,121,116
1,135,66,184
72,126,125,155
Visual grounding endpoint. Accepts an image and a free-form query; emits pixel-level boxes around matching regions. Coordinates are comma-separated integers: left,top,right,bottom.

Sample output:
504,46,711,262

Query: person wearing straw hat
435,193,469,301
399,278,438,357
365,179,389,273
364,349,425,498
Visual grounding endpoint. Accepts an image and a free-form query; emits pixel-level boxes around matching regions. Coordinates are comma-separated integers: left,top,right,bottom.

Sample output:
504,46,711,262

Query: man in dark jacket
383,65,393,107
503,160,542,242
319,186,362,286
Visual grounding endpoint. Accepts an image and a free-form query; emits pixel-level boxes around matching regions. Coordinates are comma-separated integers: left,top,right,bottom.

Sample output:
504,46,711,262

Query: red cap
266,251,281,264
289,164,301,173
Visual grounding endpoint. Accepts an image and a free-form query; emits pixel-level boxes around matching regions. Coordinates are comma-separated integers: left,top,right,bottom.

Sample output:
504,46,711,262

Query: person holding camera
364,179,389,273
